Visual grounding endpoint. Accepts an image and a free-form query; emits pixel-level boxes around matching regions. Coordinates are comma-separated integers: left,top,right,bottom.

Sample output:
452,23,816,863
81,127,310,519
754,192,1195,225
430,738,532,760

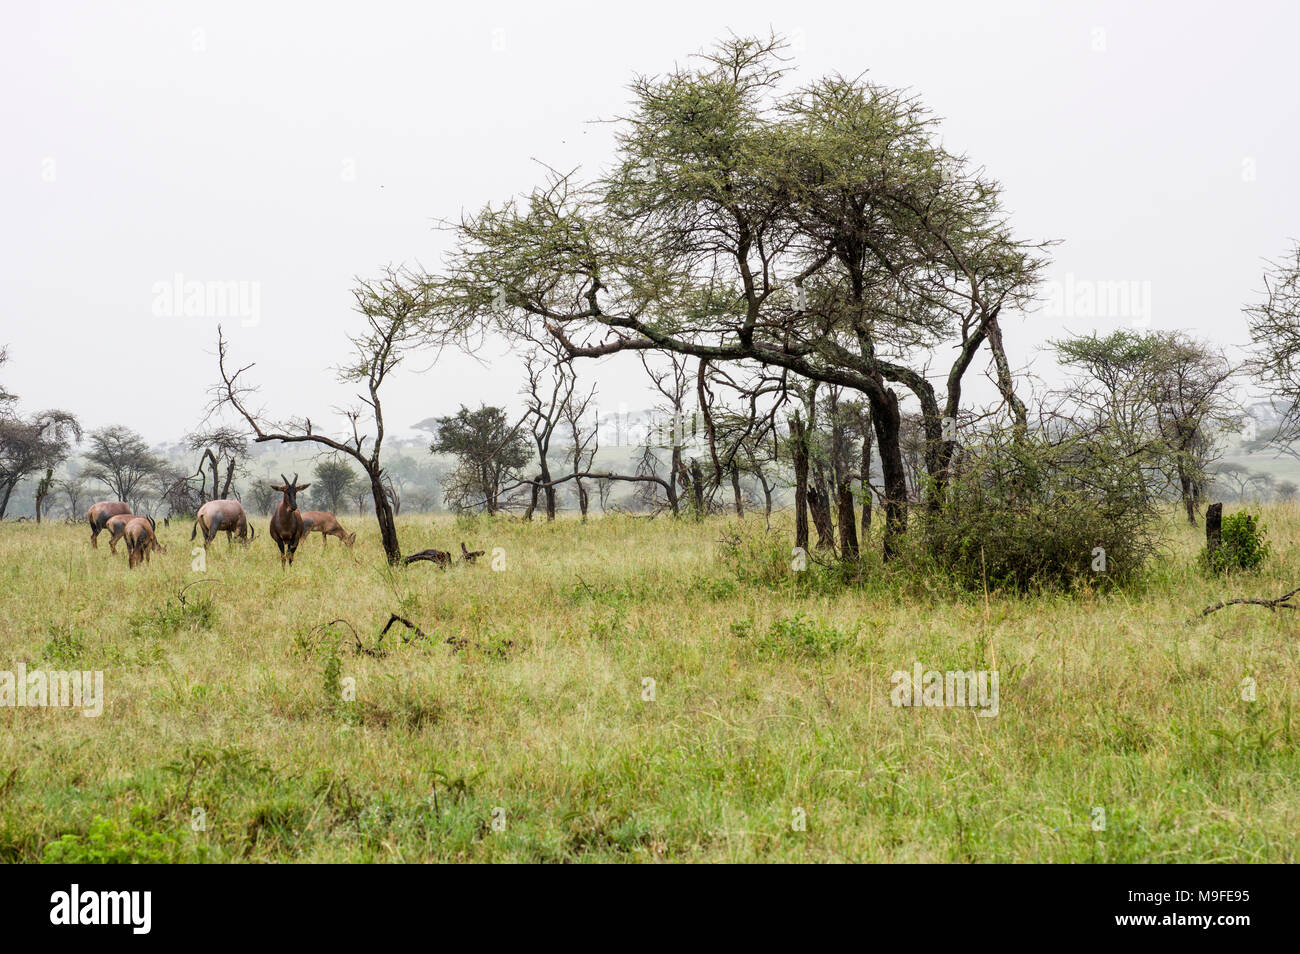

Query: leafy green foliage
922,426,1161,590
42,814,188,864
1205,511,1270,573
747,614,854,660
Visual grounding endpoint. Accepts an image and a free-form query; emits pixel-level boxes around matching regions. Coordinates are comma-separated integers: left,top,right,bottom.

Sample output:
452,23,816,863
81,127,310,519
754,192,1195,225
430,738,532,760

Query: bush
1206,511,1269,573
921,425,1161,590
41,814,188,864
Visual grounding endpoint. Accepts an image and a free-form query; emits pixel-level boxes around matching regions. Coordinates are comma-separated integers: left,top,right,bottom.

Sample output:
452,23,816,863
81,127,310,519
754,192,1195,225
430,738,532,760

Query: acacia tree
1053,330,1237,524
82,425,162,510
519,346,576,521
59,472,87,518
1247,241,1300,440
421,36,1046,560
0,412,81,519
427,404,530,514
313,459,359,512
0,348,82,519
213,266,427,564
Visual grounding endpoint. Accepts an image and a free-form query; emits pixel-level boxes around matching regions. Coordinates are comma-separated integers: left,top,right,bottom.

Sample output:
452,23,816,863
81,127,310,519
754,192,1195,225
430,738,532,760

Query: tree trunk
689,459,705,520
836,483,858,559
870,387,908,562
729,465,744,517
829,390,856,559
790,413,810,552
808,484,836,550
1180,468,1197,526
369,469,402,565
538,455,556,521
985,308,1027,436
860,408,874,541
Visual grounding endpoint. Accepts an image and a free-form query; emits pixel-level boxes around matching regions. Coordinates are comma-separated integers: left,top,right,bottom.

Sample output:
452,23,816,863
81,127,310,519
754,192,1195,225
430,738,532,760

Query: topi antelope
103,513,137,555
193,499,255,549
269,473,310,568
125,516,164,569
87,501,131,549
300,511,356,548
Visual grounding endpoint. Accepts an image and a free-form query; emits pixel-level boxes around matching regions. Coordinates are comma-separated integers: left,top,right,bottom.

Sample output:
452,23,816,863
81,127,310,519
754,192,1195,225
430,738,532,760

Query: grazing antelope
300,510,355,548
125,516,164,569
87,501,131,549
269,473,310,568
193,499,255,549
103,513,136,555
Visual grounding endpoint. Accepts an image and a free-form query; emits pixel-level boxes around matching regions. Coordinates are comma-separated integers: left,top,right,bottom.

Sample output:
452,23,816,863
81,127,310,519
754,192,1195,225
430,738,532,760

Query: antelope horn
280,473,289,488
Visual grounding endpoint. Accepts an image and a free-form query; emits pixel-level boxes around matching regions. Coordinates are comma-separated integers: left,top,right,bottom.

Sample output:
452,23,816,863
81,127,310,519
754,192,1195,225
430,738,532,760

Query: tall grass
0,506,1296,862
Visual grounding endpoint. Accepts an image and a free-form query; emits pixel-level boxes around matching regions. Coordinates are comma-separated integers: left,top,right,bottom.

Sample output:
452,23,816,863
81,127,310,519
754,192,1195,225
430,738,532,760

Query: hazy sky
3,0,1297,443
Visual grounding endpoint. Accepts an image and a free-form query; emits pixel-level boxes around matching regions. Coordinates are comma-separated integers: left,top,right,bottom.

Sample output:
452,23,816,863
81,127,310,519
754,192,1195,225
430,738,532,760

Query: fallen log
1197,585,1300,618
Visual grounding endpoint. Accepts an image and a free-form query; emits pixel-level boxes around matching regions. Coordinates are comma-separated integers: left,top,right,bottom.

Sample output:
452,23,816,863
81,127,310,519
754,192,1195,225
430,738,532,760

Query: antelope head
272,473,311,513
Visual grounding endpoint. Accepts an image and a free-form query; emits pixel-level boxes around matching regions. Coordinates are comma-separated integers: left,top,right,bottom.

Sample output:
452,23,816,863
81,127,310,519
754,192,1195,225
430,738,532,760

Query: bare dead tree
560,374,599,521
186,426,249,502
210,266,428,564
520,345,575,521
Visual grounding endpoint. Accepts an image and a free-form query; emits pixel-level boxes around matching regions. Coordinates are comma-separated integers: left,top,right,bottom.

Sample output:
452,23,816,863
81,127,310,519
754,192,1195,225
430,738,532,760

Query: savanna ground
0,505,1297,863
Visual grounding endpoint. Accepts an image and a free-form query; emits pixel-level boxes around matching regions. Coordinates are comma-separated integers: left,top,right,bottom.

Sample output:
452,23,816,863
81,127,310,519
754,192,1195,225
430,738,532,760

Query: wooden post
1206,502,1223,565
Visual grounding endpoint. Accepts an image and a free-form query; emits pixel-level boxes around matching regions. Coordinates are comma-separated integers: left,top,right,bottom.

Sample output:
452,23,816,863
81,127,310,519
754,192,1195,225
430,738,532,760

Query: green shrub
751,614,853,659
921,425,1161,590
42,815,188,864
1205,511,1269,573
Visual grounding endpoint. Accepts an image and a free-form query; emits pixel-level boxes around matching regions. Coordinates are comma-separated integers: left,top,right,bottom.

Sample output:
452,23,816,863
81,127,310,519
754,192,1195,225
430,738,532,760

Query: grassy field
1,506,1297,863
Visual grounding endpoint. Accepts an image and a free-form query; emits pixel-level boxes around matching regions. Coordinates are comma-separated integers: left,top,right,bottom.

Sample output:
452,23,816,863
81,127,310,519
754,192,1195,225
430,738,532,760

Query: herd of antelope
87,473,357,570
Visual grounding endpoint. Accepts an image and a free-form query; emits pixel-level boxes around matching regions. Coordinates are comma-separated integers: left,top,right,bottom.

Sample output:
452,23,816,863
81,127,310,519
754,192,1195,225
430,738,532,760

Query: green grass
0,506,1297,862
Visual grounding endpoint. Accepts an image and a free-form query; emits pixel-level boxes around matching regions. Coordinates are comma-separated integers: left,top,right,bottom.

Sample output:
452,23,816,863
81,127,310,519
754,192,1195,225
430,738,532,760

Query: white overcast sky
2,0,1296,443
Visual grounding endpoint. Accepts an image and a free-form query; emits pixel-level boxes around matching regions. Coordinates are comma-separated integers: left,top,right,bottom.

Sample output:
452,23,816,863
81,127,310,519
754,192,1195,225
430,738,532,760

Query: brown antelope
87,501,131,548
269,473,310,568
125,516,164,568
103,513,136,555
300,510,355,548
193,499,255,548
